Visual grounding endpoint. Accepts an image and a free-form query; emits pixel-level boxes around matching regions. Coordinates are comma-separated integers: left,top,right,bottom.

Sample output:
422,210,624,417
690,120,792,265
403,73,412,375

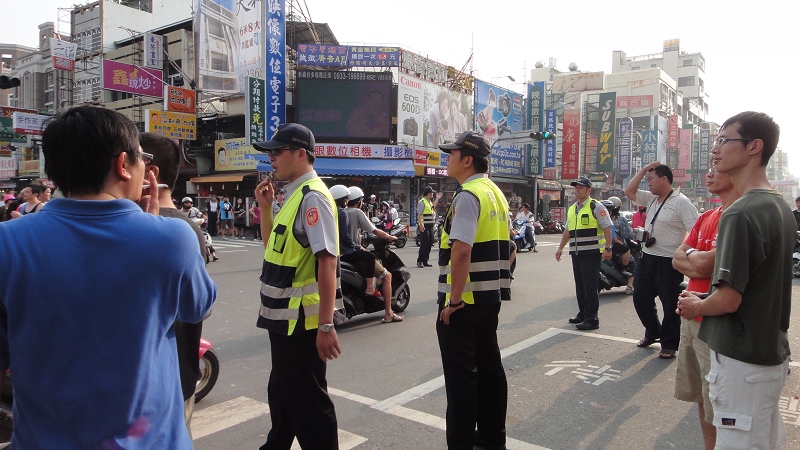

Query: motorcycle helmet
182,197,193,204
347,186,364,202
382,201,390,209
600,200,614,209
608,196,622,208
329,185,350,201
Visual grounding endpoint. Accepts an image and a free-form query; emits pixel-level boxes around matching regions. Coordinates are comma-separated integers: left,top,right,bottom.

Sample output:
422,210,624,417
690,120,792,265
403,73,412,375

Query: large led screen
297,70,393,141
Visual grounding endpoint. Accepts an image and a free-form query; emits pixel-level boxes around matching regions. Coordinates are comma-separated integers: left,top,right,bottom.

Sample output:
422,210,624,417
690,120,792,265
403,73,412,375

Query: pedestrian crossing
210,238,264,252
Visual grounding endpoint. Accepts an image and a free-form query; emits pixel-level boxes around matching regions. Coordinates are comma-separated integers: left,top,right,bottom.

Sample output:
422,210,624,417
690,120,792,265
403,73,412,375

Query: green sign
0,117,26,143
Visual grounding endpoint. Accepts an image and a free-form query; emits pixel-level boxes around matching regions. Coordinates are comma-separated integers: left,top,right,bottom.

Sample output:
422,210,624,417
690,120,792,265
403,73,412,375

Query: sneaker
625,286,634,295
621,269,634,277
417,262,424,268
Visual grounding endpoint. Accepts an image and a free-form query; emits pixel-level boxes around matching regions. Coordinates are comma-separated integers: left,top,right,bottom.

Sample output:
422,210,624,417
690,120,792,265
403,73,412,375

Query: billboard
475,80,524,177
596,92,616,172
641,130,658,166
526,82,544,176
616,95,654,109
195,0,266,93
265,0,286,134
676,128,692,182
215,137,259,172
667,115,680,149
561,107,581,180
0,156,16,179
552,71,604,93
143,32,164,69
698,129,711,173
296,44,400,68
165,86,197,114
396,73,473,149
313,143,414,159
145,110,197,140
13,112,50,136
102,59,163,97
544,109,557,168
50,38,78,71
246,77,266,145
617,117,633,179
297,70,393,141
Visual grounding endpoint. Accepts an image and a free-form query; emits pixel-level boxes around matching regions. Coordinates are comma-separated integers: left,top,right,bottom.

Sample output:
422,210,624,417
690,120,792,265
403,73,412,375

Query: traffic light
0,76,21,90
530,131,556,140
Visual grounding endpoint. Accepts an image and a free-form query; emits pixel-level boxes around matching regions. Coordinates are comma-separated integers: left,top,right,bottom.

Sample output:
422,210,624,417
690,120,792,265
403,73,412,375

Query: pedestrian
140,132,210,436
10,182,45,219
272,188,284,216
631,205,647,229
436,130,511,450
234,197,247,239
206,193,220,236
416,186,442,268
554,176,613,331
365,194,377,218
0,106,216,449
624,162,698,359
219,195,233,239
0,193,15,222
252,123,341,450
793,195,800,231
678,111,791,449
251,200,262,240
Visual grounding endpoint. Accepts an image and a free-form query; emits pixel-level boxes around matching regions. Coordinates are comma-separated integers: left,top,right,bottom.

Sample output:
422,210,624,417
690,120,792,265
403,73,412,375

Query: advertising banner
561,107,581,180
348,46,400,67
667,115,679,149
313,143,414,159
237,0,264,84
214,137,259,172
145,109,196,140
544,109,557,168
641,130,658,166
616,95,653,109
676,128,692,182
265,0,286,135
552,71,604,93
247,77,266,145
19,159,40,176
143,32,164,69
475,80,524,177
396,73,473,149
596,92,616,172
698,130,710,173
165,86,197,114
102,59,163,97
525,82,544,176
297,44,349,67
0,118,26,143
0,156,16,179
12,112,49,135
50,38,78,71
617,117,633,179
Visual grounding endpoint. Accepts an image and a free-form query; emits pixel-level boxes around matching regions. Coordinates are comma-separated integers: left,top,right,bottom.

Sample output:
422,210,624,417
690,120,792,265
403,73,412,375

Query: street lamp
490,75,516,86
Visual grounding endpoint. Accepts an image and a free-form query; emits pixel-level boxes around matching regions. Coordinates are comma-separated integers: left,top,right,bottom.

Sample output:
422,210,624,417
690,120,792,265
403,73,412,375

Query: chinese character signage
561,107,581,180
698,129,710,173
165,86,197,114
616,95,653,109
667,115,679,149
296,45,400,68
237,0,265,87
525,82,544,176
348,46,399,67
12,112,49,136
475,80,524,177
312,143,414,159
596,92,616,172
143,32,164,69
50,38,78,71
247,77,266,145
640,129,658,166
145,109,196,140
544,109,557,169
676,127,692,182
265,0,286,135
552,71,604,93
0,156,16,179
215,138,259,172
617,117,633,179
102,59,163,97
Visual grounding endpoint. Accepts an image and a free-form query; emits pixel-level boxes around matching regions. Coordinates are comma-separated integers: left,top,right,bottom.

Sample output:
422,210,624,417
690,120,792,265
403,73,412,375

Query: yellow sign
427,152,440,166
214,138,260,172
145,109,196,140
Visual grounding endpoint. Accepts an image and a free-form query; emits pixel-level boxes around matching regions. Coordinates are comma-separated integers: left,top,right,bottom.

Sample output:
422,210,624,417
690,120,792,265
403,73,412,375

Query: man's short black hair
42,106,140,197
521,203,530,210
721,111,780,167
140,132,180,189
27,182,43,196
650,164,674,184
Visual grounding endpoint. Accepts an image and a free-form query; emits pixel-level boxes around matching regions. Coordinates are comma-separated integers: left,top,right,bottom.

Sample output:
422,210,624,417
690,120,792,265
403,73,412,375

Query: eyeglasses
111,151,153,164
713,137,752,147
265,147,296,158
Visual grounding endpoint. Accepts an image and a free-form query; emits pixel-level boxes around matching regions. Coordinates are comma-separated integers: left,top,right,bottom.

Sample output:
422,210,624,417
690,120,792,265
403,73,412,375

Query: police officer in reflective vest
437,131,511,450
555,176,613,331
417,185,442,268
253,123,342,450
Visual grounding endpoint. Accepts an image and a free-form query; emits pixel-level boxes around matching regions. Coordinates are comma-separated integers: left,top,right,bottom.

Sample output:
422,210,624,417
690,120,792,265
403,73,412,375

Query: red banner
667,115,679,150
561,107,581,180
165,86,196,114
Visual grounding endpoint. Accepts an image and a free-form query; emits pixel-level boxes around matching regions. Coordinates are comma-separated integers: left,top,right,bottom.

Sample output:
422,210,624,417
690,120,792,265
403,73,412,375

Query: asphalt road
149,234,800,449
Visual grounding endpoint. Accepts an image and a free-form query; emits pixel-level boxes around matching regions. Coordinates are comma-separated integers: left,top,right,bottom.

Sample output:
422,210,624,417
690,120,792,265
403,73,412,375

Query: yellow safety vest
257,178,339,335
566,199,605,255
438,177,511,305
421,197,435,225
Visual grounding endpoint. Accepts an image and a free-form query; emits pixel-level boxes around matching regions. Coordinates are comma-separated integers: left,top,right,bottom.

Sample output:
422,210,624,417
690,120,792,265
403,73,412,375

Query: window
631,66,640,70
46,71,54,88
682,59,693,67
678,76,695,87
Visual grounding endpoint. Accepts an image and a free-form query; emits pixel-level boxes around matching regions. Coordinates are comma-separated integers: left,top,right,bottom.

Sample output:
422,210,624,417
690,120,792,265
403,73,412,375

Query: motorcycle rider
604,197,635,294
514,203,538,252
330,185,380,297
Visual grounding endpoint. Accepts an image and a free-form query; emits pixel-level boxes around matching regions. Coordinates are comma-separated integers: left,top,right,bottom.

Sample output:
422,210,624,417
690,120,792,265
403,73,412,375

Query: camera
403,117,418,137
497,117,512,137
497,93,511,117
644,234,656,248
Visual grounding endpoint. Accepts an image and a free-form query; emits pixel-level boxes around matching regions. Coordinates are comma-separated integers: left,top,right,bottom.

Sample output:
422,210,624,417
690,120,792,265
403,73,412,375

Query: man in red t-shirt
671,167,739,450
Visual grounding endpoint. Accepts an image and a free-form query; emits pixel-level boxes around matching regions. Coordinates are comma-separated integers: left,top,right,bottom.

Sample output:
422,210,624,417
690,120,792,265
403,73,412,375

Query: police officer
436,130,511,450
555,176,613,331
416,186,442,268
252,123,341,450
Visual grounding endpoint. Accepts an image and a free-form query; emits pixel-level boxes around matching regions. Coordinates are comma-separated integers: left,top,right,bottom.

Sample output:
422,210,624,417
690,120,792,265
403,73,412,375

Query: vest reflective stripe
438,178,511,305
257,178,339,335
421,198,435,225
567,199,605,255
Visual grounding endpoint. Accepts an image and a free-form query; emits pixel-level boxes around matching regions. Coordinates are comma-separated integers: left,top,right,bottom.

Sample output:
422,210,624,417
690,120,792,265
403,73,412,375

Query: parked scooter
512,219,536,252
793,231,800,278
599,251,636,292
371,217,408,248
540,215,564,234
337,235,411,323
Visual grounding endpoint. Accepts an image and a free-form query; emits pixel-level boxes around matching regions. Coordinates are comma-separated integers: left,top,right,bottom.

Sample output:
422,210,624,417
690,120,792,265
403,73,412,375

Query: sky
2,0,798,175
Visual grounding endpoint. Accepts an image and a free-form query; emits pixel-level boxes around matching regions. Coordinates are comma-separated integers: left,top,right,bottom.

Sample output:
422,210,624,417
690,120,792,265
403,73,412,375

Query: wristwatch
448,301,463,308
604,247,612,252
319,323,335,333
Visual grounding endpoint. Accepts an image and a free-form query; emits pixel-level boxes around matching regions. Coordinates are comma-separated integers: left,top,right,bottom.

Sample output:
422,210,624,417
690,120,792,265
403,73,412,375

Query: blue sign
475,80,524,177
348,46,400,67
544,109,556,168
266,0,286,134
525,82,545,176
617,117,633,178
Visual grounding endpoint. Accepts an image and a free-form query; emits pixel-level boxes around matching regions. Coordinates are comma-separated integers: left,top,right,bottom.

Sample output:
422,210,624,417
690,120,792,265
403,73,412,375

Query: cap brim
437,142,461,153
570,181,590,187
252,140,288,152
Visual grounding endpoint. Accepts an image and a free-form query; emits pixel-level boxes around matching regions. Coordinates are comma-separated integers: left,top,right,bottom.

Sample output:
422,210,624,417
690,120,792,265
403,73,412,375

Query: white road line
191,396,268,440
290,430,367,450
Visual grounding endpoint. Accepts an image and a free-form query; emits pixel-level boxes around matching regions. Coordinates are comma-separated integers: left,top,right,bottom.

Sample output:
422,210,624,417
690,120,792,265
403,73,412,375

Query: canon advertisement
397,73,474,149
474,80,524,177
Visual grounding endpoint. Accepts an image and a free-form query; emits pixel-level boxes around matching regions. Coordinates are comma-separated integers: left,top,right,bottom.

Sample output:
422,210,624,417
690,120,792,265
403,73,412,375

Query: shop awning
490,176,529,185
251,155,416,177
537,179,563,191
189,172,256,183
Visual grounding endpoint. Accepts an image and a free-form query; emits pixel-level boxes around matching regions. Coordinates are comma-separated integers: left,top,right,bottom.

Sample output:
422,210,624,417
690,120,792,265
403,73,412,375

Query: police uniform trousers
261,327,338,450
417,224,434,264
436,302,507,449
570,252,601,323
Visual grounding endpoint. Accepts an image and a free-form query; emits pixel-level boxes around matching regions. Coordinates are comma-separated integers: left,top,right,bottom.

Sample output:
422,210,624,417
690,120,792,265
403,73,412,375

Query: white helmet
182,197,192,204
329,185,350,201
608,196,622,208
348,186,364,201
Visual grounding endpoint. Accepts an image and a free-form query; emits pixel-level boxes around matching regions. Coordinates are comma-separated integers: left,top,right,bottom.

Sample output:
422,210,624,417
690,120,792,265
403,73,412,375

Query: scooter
372,217,408,248
540,215,564,234
414,216,444,248
793,231,800,278
196,337,219,403
336,235,411,324
512,219,536,252
599,252,636,292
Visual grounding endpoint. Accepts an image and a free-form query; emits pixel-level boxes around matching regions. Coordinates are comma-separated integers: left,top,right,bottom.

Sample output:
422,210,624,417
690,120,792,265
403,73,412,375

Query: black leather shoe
422,262,433,267
576,321,599,331
474,430,507,450
568,316,584,324
417,262,424,268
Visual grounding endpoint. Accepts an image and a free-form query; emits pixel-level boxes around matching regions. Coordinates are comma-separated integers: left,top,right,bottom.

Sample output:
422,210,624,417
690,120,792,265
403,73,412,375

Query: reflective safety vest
257,178,340,335
421,197,435,225
566,199,605,255
438,177,511,305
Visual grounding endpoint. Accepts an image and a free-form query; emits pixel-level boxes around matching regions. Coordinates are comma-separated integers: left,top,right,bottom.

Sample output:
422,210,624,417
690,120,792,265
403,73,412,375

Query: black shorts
612,242,629,254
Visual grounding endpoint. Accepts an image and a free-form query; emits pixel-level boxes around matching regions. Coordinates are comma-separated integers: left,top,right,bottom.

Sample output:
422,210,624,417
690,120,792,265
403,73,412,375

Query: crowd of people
0,109,792,450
